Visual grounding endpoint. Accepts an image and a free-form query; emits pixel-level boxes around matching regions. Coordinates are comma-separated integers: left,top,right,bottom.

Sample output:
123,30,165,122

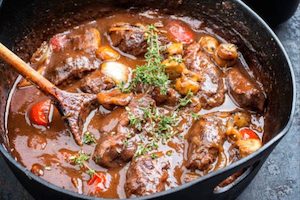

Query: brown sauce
6,9,265,199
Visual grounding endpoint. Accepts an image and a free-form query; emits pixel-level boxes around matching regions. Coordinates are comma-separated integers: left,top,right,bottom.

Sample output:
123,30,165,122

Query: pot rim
0,0,296,199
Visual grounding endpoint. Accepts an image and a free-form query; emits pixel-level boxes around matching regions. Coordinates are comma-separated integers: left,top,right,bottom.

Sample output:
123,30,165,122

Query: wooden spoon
0,43,97,146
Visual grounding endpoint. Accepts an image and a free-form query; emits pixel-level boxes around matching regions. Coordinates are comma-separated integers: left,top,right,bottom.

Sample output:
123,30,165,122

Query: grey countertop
0,5,300,200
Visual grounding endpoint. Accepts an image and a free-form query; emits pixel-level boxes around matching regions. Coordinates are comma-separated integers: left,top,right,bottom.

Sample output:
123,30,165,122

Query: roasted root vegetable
96,46,120,61
29,99,52,127
214,43,238,67
162,58,186,79
100,61,130,84
167,42,183,55
236,138,262,157
175,75,200,95
166,21,194,44
199,36,219,54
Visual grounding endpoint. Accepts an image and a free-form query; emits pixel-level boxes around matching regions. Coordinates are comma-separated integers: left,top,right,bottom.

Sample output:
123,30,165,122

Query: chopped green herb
121,25,170,94
191,112,201,120
86,168,96,176
69,151,90,167
83,132,96,145
169,55,183,63
179,90,194,107
151,153,158,159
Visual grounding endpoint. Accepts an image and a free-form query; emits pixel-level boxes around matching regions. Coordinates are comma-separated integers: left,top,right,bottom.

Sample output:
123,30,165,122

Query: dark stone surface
0,5,299,200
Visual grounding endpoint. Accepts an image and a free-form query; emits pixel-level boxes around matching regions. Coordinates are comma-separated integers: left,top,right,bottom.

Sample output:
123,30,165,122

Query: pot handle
210,155,269,199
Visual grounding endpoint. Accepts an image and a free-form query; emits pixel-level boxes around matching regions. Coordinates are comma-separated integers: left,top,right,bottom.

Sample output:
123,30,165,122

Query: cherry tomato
29,99,52,126
239,128,259,140
88,172,107,191
166,21,194,44
50,35,67,52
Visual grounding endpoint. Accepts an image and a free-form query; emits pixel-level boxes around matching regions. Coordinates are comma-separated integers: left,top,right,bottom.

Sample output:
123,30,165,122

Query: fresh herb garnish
126,105,179,157
121,25,170,94
169,55,183,63
69,151,90,167
191,112,201,120
179,90,194,107
69,151,104,182
83,132,96,145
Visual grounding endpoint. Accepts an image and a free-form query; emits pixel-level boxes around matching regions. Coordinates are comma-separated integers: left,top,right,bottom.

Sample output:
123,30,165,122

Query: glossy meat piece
45,56,100,85
125,155,169,197
93,132,136,168
186,113,227,171
226,67,265,112
109,23,147,56
44,28,101,85
93,95,155,168
151,88,180,106
109,23,168,57
80,70,115,94
184,43,225,108
127,94,156,118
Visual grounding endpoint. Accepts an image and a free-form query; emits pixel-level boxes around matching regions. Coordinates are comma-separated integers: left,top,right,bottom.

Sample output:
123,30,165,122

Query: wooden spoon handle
0,43,58,97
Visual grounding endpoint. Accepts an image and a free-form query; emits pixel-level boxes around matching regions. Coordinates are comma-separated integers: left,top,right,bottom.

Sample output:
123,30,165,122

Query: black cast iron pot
0,0,296,199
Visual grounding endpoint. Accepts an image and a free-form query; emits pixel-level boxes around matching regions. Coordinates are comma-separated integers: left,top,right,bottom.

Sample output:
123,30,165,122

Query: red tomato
88,172,107,191
29,99,52,126
166,21,194,44
50,35,66,52
239,128,259,140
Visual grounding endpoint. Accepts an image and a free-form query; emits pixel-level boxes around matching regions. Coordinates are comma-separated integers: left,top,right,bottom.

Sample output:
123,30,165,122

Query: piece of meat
45,56,100,85
109,23,168,57
184,43,225,109
151,88,180,106
186,113,227,171
93,133,136,168
93,95,155,168
125,155,170,197
109,23,147,56
80,70,115,94
44,27,101,85
127,94,156,118
226,67,265,112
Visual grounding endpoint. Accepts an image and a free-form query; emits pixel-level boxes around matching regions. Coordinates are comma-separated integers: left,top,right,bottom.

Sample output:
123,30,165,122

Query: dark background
0,4,300,200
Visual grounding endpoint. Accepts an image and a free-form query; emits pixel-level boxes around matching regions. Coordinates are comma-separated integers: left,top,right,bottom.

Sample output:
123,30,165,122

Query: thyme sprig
120,25,170,94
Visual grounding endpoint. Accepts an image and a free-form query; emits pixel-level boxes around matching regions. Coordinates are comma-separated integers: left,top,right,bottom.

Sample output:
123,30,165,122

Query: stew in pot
6,8,266,199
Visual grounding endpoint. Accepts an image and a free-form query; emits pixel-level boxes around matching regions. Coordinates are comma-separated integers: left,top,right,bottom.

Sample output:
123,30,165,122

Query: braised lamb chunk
183,43,226,108
44,55,100,85
92,95,156,168
226,67,265,112
151,87,180,106
69,28,101,52
80,70,115,94
125,155,170,197
41,27,102,85
93,132,136,168
186,113,227,171
109,23,168,57
109,23,147,56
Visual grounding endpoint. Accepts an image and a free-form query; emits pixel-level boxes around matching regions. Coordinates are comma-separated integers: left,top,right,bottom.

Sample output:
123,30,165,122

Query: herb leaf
179,90,194,107
83,132,96,145
69,151,90,167
122,25,170,94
